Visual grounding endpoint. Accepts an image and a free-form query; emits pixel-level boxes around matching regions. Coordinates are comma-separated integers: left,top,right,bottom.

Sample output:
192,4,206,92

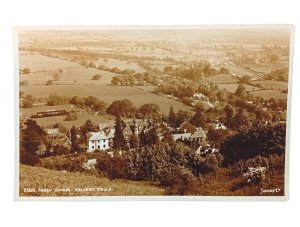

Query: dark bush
220,124,286,164
20,151,39,166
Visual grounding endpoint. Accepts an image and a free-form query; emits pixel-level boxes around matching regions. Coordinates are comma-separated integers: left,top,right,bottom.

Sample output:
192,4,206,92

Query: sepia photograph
15,25,293,199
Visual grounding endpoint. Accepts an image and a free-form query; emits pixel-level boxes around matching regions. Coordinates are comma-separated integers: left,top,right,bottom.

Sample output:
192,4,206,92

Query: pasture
19,165,165,196
20,84,192,115
217,83,259,93
250,90,288,100
20,104,115,128
20,65,117,85
251,80,288,90
225,64,257,78
206,74,239,84
241,62,288,73
19,52,79,71
96,57,145,72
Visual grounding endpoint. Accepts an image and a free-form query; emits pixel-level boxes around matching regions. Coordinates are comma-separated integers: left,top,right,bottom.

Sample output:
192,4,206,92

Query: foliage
266,68,289,82
106,99,136,117
113,115,126,150
220,123,286,164
64,110,78,121
158,164,198,195
91,74,102,80
190,105,207,128
22,119,48,155
47,94,69,106
70,96,107,113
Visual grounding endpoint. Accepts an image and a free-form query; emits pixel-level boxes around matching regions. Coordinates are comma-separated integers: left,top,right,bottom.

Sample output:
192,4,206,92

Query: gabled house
179,121,197,134
87,128,115,152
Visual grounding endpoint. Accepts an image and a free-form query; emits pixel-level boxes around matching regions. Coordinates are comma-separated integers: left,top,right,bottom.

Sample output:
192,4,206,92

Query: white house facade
87,129,115,152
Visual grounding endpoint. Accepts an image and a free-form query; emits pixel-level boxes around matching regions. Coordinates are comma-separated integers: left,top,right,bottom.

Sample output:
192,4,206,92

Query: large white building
87,129,115,152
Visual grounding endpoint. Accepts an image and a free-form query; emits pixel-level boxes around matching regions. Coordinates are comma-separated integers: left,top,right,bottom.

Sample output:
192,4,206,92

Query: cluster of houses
86,119,209,152
44,118,227,156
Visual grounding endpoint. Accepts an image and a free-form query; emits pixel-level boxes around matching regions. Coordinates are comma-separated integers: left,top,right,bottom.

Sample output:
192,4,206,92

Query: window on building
92,146,94,149
98,145,100,149
103,144,106,148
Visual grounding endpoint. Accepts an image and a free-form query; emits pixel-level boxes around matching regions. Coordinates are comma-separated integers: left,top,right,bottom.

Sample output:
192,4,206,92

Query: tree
22,99,33,108
224,104,235,127
91,74,102,80
235,84,246,97
113,115,126,150
46,80,54,85
64,110,78,121
107,99,136,117
219,67,230,74
89,61,96,68
138,103,160,121
22,68,31,74
220,124,286,164
130,133,139,148
80,119,97,133
168,105,176,127
190,105,207,128
23,119,47,155
52,72,61,81
70,125,79,153
233,108,251,128
240,75,252,84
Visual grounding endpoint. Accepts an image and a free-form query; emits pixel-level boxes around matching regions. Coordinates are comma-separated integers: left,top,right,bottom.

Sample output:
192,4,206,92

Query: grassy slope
19,165,165,197
192,168,285,196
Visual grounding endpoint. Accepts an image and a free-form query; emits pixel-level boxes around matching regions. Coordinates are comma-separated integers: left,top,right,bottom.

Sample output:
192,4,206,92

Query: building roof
89,129,115,141
179,121,197,134
191,128,207,139
46,128,60,136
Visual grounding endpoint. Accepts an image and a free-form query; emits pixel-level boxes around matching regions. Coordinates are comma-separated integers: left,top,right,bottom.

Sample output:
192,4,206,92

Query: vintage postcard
15,25,293,200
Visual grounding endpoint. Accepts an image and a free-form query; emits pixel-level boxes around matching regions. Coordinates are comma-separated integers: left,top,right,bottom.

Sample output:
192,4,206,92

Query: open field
206,74,239,84
19,165,165,196
241,62,288,73
251,80,288,90
20,85,192,115
20,66,117,85
217,83,259,93
250,89,288,100
225,64,257,78
19,52,80,71
20,104,115,128
96,57,145,72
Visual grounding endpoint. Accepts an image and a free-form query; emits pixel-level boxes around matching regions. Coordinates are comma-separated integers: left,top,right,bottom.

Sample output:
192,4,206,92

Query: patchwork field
20,84,192,115
19,165,165,196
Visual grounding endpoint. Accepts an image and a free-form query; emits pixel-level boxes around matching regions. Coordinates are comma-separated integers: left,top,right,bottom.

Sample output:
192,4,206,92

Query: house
179,121,197,134
82,158,97,170
172,121,207,143
50,135,72,150
87,128,115,152
214,122,227,130
46,128,60,138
